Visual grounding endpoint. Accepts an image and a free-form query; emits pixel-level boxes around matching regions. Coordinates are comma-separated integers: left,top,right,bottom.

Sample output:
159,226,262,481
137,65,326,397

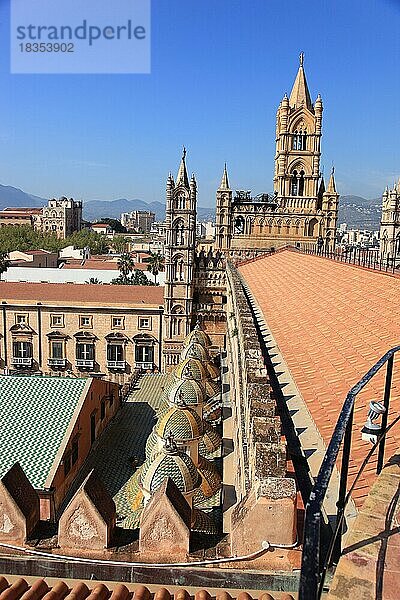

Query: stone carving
67,506,99,541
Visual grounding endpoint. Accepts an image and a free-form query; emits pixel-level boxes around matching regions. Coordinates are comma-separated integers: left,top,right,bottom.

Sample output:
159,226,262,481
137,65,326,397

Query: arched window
291,171,298,196
173,257,184,281
292,130,307,150
174,220,185,246
298,170,305,196
176,194,186,210
292,130,298,150
308,218,318,237
234,216,245,234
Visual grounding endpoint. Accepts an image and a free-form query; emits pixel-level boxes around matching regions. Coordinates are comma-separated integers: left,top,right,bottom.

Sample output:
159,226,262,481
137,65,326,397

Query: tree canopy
0,225,110,255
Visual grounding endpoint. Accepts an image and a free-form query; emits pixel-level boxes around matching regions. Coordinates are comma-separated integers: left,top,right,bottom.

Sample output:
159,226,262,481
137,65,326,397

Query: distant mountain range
0,183,382,230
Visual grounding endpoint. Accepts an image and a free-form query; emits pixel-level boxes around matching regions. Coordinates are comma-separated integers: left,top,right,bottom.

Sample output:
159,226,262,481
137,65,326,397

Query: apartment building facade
0,282,164,383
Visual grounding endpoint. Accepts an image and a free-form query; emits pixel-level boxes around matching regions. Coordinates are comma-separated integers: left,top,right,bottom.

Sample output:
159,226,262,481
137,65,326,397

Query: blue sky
0,0,399,207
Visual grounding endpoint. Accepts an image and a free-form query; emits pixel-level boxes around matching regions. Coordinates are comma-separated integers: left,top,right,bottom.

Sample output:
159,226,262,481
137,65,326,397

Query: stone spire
327,167,337,193
176,146,189,188
289,52,313,110
219,163,230,190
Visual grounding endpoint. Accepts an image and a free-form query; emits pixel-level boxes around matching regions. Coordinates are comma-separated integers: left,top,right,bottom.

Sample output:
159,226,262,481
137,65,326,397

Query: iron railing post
331,404,354,565
377,355,394,474
299,509,321,600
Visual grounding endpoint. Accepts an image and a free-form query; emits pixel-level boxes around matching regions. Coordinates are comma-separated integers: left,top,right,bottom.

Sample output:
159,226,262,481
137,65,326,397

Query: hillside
0,183,383,229
0,184,46,209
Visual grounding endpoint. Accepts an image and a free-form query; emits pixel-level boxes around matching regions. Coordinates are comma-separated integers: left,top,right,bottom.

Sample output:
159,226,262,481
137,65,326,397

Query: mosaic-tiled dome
156,406,203,441
183,325,211,349
167,377,206,406
199,422,222,454
206,362,220,380
203,378,222,399
145,428,160,460
175,358,208,382
180,342,210,362
141,446,201,495
197,455,222,497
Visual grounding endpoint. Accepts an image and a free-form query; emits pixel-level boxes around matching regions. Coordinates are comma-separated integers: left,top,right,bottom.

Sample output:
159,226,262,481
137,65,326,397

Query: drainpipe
158,308,162,370
2,303,7,367
37,303,42,368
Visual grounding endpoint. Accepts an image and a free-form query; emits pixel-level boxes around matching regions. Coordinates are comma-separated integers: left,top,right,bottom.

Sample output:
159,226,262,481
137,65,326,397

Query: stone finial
58,470,116,551
0,463,40,544
139,478,191,556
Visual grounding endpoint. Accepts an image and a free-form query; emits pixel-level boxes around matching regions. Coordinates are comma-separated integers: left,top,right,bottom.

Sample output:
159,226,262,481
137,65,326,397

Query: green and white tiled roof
0,375,87,488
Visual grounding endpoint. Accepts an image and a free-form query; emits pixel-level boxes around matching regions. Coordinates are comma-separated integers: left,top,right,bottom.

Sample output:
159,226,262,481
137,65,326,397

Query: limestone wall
225,262,297,551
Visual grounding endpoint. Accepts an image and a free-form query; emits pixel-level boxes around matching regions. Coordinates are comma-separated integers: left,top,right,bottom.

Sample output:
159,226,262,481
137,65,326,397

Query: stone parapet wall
225,262,297,551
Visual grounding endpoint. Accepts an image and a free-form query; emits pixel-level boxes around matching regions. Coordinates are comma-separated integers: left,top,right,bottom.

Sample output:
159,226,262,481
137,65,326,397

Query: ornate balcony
135,362,154,371
107,360,126,370
76,359,94,369
48,358,67,368
11,357,32,367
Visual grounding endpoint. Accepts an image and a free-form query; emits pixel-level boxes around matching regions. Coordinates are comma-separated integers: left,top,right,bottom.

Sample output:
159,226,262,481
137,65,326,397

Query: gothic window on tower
174,220,185,246
177,195,186,210
292,130,307,151
173,257,185,281
291,171,298,196
234,216,245,234
299,170,305,195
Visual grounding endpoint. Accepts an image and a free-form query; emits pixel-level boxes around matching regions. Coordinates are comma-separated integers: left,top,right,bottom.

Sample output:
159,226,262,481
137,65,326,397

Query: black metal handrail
297,242,399,275
299,345,400,600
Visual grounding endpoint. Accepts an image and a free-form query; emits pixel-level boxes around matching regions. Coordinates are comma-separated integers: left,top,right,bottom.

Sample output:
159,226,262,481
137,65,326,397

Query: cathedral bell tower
380,180,400,264
274,52,323,202
163,148,197,370
215,163,232,251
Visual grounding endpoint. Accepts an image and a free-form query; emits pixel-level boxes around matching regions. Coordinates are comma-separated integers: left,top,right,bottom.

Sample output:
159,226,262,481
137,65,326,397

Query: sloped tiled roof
240,249,400,505
0,375,88,488
0,281,164,306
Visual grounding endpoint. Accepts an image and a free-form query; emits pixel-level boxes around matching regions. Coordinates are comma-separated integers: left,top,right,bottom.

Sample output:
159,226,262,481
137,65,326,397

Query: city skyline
0,0,399,207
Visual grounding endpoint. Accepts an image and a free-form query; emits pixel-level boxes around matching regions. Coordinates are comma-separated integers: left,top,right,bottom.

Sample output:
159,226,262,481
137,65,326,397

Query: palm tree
0,252,9,281
86,277,101,284
147,251,164,285
117,253,135,284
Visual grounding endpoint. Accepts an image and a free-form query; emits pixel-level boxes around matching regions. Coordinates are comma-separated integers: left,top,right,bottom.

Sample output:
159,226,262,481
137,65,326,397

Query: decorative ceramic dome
183,324,211,349
175,358,208,382
180,342,210,362
205,362,220,380
145,428,159,460
203,378,221,399
156,405,203,441
167,377,206,406
199,422,222,454
141,441,201,496
197,455,222,497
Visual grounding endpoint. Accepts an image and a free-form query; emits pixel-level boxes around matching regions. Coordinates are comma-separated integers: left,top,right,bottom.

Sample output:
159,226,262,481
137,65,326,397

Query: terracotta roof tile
0,578,295,600
240,250,400,505
0,282,164,307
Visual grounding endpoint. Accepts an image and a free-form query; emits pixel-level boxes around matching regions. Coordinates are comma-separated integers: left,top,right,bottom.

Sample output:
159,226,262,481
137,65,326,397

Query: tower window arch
291,170,298,196
298,170,305,196
292,129,307,151
234,216,245,234
175,194,186,210
173,256,185,281
174,219,185,246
